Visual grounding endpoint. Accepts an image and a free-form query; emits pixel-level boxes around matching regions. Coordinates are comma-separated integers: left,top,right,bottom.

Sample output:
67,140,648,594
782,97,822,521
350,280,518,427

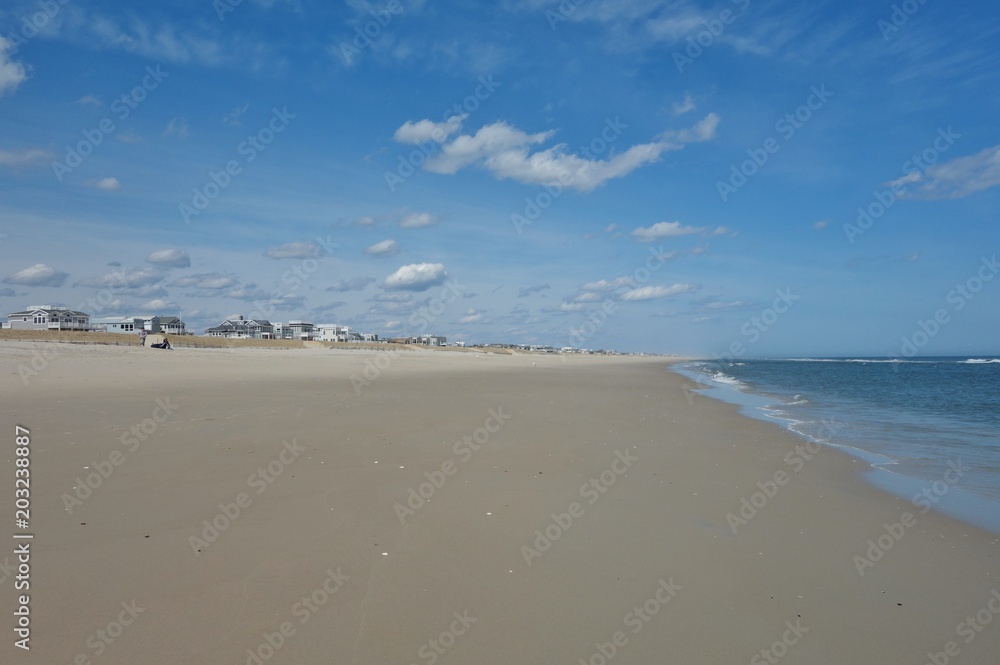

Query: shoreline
673,359,1000,535
3,343,997,663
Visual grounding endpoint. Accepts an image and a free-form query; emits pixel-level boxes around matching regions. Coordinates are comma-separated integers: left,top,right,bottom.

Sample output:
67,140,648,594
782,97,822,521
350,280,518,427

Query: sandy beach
2,341,998,664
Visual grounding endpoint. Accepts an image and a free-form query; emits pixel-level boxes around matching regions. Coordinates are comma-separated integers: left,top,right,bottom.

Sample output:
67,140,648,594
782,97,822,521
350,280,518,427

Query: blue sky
1,0,998,356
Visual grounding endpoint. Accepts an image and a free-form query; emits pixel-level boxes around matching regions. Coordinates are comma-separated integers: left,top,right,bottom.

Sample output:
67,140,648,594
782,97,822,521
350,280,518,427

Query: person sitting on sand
151,336,172,350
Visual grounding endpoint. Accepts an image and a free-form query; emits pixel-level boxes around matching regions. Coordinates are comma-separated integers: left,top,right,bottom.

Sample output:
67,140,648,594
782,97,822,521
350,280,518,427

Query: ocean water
673,357,1000,533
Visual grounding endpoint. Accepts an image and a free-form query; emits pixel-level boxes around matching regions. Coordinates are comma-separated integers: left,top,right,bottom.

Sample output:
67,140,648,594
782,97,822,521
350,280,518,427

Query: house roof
206,318,272,332
8,307,89,318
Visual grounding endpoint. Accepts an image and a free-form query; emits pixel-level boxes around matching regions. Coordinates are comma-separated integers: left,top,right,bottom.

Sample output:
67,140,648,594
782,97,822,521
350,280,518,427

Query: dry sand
1,341,998,664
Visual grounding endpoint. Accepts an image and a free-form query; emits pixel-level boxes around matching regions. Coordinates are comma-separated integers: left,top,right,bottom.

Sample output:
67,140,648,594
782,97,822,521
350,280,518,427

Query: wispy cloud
263,242,319,259
365,239,400,256
399,212,437,228
0,37,27,96
171,272,239,290
3,263,68,287
223,102,250,127
889,144,1000,199
394,114,466,144
78,268,164,289
89,16,233,67
517,284,550,297
327,276,375,292
672,92,695,116
91,177,122,191
620,284,695,301
164,117,189,138
631,221,704,242
0,148,53,168
394,113,720,192
147,249,191,268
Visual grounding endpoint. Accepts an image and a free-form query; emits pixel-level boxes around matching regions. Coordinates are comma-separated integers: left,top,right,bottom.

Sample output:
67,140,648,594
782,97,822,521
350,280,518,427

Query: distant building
418,334,446,347
205,315,274,339
316,324,350,342
93,316,145,334
272,320,315,340
288,320,314,340
159,316,186,335
7,305,90,331
94,315,187,335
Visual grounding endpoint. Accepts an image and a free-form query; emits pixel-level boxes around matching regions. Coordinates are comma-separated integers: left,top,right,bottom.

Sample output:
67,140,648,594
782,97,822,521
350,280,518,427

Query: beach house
93,316,145,334
205,315,274,339
158,316,187,335
6,305,91,331
93,315,188,335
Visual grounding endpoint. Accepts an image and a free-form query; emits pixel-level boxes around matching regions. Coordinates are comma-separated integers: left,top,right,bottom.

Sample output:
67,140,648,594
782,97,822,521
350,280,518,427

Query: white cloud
650,248,678,262
353,215,376,226
3,263,68,287
0,148,53,168
672,92,695,116
813,219,829,230
393,114,466,144
631,221,705,242
263,242,319,259
517,284,550,297
365,239,400,256
78,268,164,289
75,94,101,107
646,15,707,41
139,299,177,311
93,177,122,191
171,273,238,290
401,114,719,192
128,285,169,298
164,117,189,139
620,284,695,301
399,212,437,228
458,308,485,324
383,263,447,291
423,121,553,174
116,131,142,144
698,300,749,311
89,17,232,67
0,37,27,96
372,292,412,303
888,144,1000,199
327,276,375,292
147,249,190,268
223,102,250,127
580,277,635,292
